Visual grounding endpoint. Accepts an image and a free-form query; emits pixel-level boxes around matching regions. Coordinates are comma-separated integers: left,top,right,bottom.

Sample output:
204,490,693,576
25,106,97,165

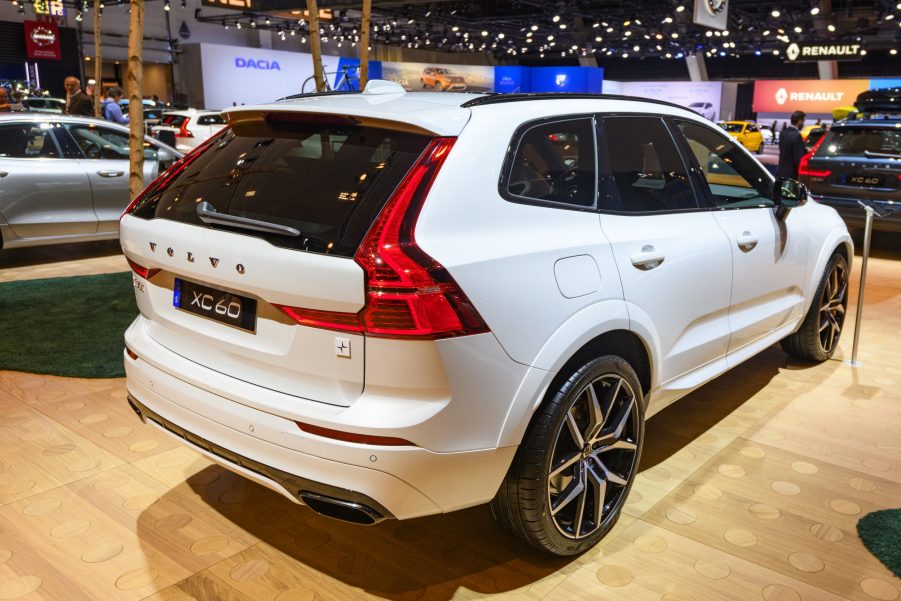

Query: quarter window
0,124,60,158
504,117,597,208
198,114,225,125
599,116,696,213
677,121,773,208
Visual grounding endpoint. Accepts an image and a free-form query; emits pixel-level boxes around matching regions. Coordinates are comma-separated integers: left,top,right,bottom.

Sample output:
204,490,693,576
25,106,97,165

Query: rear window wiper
864,150,901,159
197,201,300,237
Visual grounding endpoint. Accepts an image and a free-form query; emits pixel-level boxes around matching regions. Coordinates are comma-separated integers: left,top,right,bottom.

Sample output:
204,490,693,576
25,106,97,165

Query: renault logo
786,43,800,61
775,87,788,105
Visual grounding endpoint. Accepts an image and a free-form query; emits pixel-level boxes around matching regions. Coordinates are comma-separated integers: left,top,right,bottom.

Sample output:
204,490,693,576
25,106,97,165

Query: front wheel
781,253,849,361
491,355,645,556
756,142,765,154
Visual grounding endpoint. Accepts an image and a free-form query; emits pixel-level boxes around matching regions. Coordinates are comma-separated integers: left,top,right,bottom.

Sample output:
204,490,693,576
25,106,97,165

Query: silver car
0,114,182,249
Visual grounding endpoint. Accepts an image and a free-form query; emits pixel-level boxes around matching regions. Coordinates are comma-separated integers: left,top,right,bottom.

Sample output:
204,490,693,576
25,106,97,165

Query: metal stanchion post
846,205,874,367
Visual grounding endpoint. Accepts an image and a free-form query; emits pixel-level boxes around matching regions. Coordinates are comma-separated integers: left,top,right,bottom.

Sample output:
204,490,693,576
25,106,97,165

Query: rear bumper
123,317,523,520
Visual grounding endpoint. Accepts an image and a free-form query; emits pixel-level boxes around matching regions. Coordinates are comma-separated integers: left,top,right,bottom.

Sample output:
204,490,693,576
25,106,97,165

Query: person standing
63,76,94,117
101,87,129,124
771,120,778,144
0,88,11,112
776,110,806,179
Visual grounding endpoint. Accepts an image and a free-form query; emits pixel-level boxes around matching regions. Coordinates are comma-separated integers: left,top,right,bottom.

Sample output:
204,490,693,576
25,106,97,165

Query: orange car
420,67,467,92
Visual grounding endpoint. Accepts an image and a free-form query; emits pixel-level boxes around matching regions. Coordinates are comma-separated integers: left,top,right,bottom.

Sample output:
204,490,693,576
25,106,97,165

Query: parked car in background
688,101,717,120
719,120,765,154
120,84,851,557
759,124,775,145
804,125,828,151
150,109,226,152
21,97,66,114
420,67,467,91
799,116,901,232
0,114,181,249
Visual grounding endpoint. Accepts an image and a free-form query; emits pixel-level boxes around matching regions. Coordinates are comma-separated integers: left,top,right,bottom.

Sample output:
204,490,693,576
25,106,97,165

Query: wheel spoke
551,463,585,516
590,455,628,486
587,463,606,526
572,476,588,536
565,410,584,448
585,383,605,442
596,439,638,453
549,451,581,480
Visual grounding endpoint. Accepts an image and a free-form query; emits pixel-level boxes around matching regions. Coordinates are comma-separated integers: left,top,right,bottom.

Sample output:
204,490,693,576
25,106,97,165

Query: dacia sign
235,57,281,70
785,42,863,62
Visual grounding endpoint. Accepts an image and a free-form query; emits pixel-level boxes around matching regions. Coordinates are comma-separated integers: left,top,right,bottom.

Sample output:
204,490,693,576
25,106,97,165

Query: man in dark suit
776,110,807,179
63,76,95,117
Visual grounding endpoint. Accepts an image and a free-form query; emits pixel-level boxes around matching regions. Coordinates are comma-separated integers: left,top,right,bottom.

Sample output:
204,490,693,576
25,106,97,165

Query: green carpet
0,272,137,378
858,509,901,578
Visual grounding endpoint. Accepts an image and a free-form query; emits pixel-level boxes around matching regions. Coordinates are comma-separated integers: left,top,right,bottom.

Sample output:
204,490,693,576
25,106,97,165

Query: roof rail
460,92,700,115
279,90,362,101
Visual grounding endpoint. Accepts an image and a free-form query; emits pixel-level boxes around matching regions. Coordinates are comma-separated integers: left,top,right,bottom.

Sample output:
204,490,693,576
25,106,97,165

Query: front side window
504,117,596,208
65,124,158,161
0,123,60,158
599,116,696,213
677,120,773,208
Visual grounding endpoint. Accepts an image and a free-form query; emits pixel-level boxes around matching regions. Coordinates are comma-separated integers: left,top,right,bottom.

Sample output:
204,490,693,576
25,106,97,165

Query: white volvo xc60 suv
120,80,852,556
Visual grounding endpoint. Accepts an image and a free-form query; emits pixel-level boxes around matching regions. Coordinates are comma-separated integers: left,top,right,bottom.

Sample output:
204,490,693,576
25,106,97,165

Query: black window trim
498,113,600,213
594,113,704,217
670,117,778,213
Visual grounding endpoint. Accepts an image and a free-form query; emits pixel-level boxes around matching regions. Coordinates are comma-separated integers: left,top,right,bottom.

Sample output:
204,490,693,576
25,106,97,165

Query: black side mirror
774,177,808,220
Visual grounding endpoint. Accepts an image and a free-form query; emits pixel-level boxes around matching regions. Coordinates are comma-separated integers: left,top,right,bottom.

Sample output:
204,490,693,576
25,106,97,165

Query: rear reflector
127,258,160,280
295,422,415,447
125,347,138,361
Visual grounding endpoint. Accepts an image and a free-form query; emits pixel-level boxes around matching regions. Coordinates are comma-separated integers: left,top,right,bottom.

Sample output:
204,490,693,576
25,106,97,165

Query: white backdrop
611,81,724,121
198,43,340,109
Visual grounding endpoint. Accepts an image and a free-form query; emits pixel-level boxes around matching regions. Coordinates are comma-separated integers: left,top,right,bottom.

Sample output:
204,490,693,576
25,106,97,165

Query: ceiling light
607,27,614,32
531,24,538,31
547,34,554,40
676,5,685,12
860,49,867,55
763,29,771,35
559,23,567,29
886,14,895,20
771,9,781,17
794,25,803,32
633,45,639,51
663,16,673,23
671,32,679,38
595,35,602,41
552,15,560,22
706,30,713,36
891,48,898,54
810,6,820,14
827,23,836,31
624,20,631,26
498,32,505,38
625,30,632,36
481,30,488,36
593,22,600,28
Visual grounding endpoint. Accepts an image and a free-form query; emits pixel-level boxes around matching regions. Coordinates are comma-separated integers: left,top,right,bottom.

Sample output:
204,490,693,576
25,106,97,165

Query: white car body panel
120,88,853,520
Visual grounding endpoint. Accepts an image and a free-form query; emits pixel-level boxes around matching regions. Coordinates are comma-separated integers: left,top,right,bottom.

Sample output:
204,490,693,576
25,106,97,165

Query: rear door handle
96,170,125,178
630,245,665,271
736,232,758,252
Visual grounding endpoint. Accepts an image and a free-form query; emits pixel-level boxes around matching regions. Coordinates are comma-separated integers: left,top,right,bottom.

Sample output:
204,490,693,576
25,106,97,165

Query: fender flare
800,227,853,318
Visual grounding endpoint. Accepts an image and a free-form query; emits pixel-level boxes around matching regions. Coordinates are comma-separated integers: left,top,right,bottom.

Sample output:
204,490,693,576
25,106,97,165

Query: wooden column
359,0,371,89
93,0,101,117
127,0,145,201
306,0,325,92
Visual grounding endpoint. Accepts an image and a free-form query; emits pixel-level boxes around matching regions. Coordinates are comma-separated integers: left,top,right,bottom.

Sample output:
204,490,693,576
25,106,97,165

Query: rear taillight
275,137,490,340
798,136,830,178
176,120,193,138
127,258,159,280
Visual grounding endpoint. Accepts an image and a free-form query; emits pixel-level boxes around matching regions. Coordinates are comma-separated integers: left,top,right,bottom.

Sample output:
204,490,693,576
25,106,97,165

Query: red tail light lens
798,136,830,178
176,120,193,138
276,137,490,340
127,258,160,280
295,421,415,447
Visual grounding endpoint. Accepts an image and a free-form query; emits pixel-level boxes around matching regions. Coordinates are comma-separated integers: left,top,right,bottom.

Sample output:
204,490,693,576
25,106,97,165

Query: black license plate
174,278,257,332
846,174,884,187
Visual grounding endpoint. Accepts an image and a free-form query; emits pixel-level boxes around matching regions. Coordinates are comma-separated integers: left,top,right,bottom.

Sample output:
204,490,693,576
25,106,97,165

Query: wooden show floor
1,238,900,601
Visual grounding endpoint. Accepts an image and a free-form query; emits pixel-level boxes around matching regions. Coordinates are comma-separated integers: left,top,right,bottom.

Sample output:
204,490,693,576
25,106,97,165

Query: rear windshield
721,123,744,133
131,118,431,257
815,127,901,158
161,114,188,128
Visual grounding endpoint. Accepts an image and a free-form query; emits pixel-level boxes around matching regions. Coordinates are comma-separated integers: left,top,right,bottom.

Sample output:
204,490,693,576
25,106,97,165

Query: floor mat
858,509,901,578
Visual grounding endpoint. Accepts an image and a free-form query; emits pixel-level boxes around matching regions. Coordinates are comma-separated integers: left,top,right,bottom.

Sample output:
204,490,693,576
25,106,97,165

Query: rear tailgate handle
97,170,125,177
630,246,665,271
196,201,301,237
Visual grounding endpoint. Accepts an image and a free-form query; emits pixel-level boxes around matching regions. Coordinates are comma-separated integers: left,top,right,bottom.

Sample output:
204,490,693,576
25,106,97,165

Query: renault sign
753,79,871,113
785,42,864,62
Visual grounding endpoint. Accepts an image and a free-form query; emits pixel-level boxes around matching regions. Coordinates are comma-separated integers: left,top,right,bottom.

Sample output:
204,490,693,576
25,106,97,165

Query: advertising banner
334,57,382,90
381,61,494,93
528,67,603,93
198,43,339,109
784,42,863,62
753,80,870,113
494,66,527,93
24,20,61,61
620,81,723,121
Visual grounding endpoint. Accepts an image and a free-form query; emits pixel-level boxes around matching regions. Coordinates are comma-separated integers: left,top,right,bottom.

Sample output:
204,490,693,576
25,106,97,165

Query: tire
756,142,764,155
781,253,849,362
490,355,645,556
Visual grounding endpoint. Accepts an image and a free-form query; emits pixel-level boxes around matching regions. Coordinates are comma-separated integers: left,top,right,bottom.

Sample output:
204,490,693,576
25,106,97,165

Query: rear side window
131,117,432,257
198,114,225,125
599,116,696,213
503,117,597,208
815,128,901,158
162,115,188,128
0,123,60,158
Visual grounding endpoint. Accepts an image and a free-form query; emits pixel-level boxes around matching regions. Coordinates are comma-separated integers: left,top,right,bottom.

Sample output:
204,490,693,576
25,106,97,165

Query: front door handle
96,170,125,178
0,171,8,178
630,245,665,271
736,232,758,252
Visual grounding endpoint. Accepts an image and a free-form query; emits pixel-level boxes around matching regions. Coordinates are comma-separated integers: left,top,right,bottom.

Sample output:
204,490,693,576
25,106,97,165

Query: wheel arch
800,226,854,317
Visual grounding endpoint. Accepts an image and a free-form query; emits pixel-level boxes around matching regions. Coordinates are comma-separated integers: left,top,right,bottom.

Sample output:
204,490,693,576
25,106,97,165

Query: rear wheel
756,141,764,154
491,355,644,556
781,253,849,362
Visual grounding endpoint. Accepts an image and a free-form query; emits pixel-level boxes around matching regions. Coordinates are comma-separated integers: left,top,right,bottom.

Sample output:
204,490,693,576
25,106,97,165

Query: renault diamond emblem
786,43,800,61
149,242,157,252
210,257,220,268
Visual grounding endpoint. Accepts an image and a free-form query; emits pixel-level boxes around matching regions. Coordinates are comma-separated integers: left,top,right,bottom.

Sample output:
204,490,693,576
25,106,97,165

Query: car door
0,121,96,240
62,123,160,235
674,119,808,360
597,115,733,398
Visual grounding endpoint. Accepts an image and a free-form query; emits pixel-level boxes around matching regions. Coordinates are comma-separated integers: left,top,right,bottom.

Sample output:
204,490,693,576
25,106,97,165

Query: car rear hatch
803,126,901,202
120,99,467,407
